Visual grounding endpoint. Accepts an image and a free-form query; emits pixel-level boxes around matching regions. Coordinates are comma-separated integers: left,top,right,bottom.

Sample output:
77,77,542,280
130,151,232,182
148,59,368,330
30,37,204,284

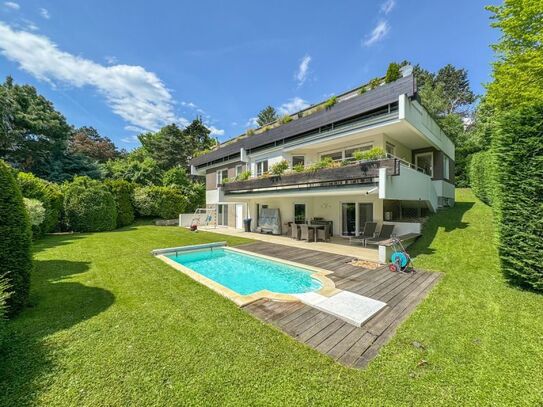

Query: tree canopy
69,127,120,162
256,106,278,127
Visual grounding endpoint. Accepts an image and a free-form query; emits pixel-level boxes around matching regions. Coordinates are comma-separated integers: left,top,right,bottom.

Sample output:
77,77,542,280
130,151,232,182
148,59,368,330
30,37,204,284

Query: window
256,160,268,176
217,169,229,185
292,155,305,167
386,142,395,156
294,204,306,224
321,144,373,161
235,165,243,177
415,152,434,177
321,151,343,161
345,144,372,158
443,156,450,180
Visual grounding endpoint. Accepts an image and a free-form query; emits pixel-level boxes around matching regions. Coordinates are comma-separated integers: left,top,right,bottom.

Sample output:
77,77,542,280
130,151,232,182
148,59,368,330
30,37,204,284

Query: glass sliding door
294,204,306,224
358,203,373,234
341,203,356,236
217,204,229,226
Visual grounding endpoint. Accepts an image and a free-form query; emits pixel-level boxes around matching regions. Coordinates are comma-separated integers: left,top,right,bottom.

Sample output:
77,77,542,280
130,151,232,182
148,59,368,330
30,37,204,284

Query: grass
1,189,542,405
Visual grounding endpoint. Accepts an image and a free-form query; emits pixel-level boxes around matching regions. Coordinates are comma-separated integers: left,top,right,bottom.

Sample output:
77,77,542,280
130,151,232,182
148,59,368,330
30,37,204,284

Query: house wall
205,162,246,190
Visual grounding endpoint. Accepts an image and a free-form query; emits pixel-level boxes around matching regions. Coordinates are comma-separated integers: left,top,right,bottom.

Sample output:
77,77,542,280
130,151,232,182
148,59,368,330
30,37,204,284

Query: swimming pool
165,247,323,296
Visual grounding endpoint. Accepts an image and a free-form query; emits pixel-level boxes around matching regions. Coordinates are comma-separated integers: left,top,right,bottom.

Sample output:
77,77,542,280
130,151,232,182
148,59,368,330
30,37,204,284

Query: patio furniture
349,222,377,246
300,224,315,242
291,223,300,240
310,219,334,237
316,224,331,242
256,208,282,235
365,224,395,246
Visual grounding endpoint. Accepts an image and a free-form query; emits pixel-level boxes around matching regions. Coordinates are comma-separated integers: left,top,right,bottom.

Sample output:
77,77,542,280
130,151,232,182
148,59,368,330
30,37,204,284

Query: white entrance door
235,204,243,229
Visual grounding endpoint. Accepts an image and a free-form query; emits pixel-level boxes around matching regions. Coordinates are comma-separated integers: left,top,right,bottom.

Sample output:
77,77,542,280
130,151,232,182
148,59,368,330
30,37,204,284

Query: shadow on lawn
409,201,474,258
0,259,114,406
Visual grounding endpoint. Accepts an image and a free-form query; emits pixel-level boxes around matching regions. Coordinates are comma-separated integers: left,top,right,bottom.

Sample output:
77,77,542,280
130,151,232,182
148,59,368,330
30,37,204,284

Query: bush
468,151,496,205
309,157,335,171
133,186,187,219
279,115,293,124
236,170,251,181
184,182,205,213
0,276,11,346
293,163,305,173
17,172,63,235
369,77,382,89
105,179,135,228
353,147,386,161
64,177,117,232
492,104,543,291
23,198,46,232
162,167,190,189
324,96,337,109
0,160,32,316
270,160,289,176
385,62,401,83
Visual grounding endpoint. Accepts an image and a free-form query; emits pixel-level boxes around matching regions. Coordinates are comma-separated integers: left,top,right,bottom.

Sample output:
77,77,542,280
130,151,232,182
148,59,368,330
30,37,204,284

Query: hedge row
133,186,187,219
0,276,10,346
0,160,33,316
492,104,543,291
105,179,135,228
468,150,496,206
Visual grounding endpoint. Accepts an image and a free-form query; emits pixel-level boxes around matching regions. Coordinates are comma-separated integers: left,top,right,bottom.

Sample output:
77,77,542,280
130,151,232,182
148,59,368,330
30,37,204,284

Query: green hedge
468,150,496,205
105,180,135,228
0,276,10,346
133,186,187,219
64,177,117,232
17,172,63,235
0,161,32,316
492,104,543,291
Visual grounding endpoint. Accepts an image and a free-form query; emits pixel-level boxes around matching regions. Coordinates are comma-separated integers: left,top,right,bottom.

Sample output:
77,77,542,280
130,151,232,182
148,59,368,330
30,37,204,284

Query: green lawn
1,189,542,405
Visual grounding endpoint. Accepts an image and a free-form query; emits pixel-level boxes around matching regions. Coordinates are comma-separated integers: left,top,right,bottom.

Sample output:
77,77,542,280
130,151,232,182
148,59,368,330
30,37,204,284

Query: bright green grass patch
1,190,542,405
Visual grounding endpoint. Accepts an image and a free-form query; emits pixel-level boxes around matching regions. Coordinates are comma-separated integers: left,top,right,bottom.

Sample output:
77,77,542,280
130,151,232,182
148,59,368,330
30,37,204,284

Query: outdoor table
307,224,325,242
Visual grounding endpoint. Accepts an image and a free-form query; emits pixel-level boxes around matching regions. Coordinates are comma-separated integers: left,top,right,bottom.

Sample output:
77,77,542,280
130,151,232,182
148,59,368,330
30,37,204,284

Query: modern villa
189,72,455,261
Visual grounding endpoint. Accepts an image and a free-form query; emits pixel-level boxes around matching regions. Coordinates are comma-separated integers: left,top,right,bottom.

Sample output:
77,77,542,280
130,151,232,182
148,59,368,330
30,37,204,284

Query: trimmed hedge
64,177,117,232
0,276,10,346
0,160,33,316
133,186,187,219
468,150,496,205
105,180,135,228
17,172,63,235
492,104,543,291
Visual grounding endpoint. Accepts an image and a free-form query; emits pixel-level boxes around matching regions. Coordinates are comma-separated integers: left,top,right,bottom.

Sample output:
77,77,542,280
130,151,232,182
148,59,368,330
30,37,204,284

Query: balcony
221,158,400,194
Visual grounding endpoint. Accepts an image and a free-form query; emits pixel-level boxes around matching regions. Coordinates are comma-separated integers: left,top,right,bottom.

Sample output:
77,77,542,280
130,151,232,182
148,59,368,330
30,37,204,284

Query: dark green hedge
133,186,187,219
105,179,135,228
468,150,496,205
64,177,117,232
17,172,63,235
0,160,32,315
492,104,543,291
0,275,10,345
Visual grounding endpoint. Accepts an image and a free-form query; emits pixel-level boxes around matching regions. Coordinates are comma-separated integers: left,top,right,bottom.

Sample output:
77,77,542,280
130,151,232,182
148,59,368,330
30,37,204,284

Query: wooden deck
239,241,441,369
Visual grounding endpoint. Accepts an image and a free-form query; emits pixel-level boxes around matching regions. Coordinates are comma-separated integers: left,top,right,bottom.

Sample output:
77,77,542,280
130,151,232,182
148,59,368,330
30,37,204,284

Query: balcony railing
221,158,400,194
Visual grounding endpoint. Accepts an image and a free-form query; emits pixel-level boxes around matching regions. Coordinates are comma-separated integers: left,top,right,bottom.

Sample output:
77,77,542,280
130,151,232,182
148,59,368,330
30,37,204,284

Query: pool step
293,291,386,327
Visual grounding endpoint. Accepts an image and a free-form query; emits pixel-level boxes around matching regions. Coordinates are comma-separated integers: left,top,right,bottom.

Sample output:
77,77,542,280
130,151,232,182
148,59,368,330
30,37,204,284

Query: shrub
292,163,305,173
17,172,63,235
492,104,543,291
162,167,190,189
0,276,11,346
279,115,293,124
369,77,382,89
324,96,337,109
309,157,334,171
236,170,251,181
468,150,496,205
270,160,289,176
133,186,187,219
105,180,135,228
184,182,205,213
0,160,32,316
64,177,117,232
385,62,401,83
246,129,255,137
359,86,368,95
23,198,46,232
360,147,386,161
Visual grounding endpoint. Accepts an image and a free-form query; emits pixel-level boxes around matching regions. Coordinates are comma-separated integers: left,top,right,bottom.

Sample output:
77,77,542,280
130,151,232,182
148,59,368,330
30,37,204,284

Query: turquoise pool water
166,248,322,295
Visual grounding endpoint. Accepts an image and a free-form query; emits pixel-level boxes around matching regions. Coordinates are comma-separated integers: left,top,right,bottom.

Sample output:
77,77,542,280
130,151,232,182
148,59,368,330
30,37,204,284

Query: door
235,204,243,229
341,203,356,236
217,204,229,226
294,203,306,224
358,203,373,235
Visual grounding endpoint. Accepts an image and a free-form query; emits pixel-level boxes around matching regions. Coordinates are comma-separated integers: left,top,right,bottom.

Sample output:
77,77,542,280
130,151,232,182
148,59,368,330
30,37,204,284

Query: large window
341,203,356,236
294,204,306,224
217,169,229,185
235,165,243,177
358,203,373,233
256,160,268,176
443,156,450,180
321,144,373,161
385,142,396,156
415,152,434,177
292,155,305,167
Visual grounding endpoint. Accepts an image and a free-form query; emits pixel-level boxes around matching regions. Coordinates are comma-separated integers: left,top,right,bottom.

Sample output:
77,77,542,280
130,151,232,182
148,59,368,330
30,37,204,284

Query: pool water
166,248,322,295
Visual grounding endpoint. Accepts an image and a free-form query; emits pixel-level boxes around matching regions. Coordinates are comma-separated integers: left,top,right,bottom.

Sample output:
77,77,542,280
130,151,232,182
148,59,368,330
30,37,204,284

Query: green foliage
236,170,251,181
309,156,334,171
23,198,46,228
324,96,337,109
162,167,190,190
486,0,543,111
368,77,382,89
17,172,63,234
354,147,386,161
69,127,119,162
279,115,293,124
64,177,117,232
256,106,278,127
270,160,289,176
385,62,401,83
292,163,305,173
133,186,187,219
184,182,205,213
468,151,496,205
0,275,10,347
102,152,163,186
358,86,368,95
492,104,543,291
0,160,32,316
246,128,255,137
104,179,135,228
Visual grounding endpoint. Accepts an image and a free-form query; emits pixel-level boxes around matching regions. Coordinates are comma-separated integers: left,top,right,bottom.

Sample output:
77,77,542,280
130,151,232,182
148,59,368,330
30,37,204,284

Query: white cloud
363,20,390,46
124,125,146,133
4,2,19,10
295,54,311,86
121,135,138,143
380,0,395,14
181,101,197,108
105,55,118,64
0,22,180,131
231,121,238,126
39,8,50,19
278,97,310,115
245,117,258,128
207,125,224,136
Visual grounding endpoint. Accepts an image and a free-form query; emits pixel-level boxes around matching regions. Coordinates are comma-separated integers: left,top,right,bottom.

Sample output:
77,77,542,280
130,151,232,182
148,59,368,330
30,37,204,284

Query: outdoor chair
299,224,314,242
316,224,331,242
349,222,377,246
365,224,395,246
291,223,300,240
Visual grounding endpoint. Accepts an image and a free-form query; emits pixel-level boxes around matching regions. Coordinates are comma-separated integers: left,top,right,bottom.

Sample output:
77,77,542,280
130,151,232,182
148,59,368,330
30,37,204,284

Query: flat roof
191,75,416,168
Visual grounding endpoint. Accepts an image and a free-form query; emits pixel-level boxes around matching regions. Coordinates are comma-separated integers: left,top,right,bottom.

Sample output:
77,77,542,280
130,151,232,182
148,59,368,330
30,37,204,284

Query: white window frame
415,152,434,177
385,142,396,156
255,160,268,177
443,156,450,180
216,169,228,185
291,155,305,167
319,143,373,161
235,164,243,177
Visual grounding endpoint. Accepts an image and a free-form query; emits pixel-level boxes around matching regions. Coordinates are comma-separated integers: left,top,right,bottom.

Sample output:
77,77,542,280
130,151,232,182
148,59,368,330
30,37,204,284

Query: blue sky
0,0,499,148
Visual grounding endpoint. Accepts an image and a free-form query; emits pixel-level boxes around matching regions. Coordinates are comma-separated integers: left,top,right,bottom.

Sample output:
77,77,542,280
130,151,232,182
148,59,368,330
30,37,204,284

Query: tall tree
435,64,476,115
69,127,119,162
256,106,278,127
